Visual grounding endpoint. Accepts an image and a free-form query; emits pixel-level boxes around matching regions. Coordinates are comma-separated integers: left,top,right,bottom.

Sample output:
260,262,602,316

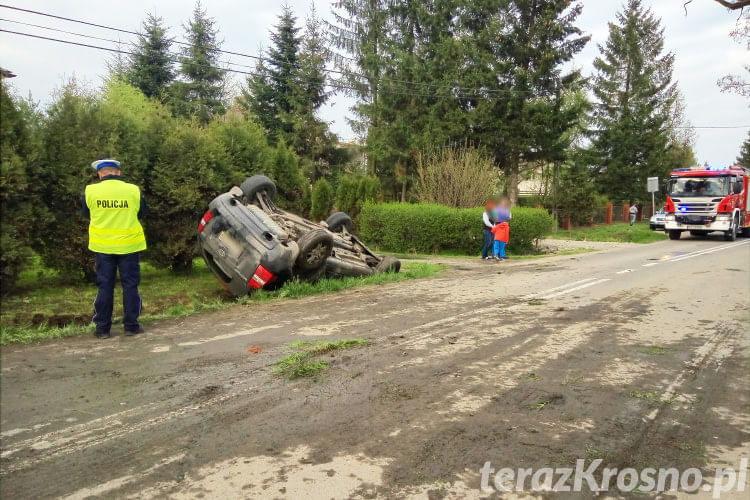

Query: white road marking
669,240,749,262
541,279,611,299
616,269,633,274
522,278,597,299
642,262,658,267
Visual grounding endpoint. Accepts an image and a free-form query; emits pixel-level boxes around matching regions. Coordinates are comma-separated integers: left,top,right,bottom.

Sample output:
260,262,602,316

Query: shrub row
359,203,554,255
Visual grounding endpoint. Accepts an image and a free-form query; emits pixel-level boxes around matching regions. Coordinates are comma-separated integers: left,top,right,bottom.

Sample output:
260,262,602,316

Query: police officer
82,159,147,339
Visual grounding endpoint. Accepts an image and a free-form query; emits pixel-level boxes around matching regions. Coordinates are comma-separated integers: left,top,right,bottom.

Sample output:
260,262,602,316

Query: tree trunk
508,154,520,206
401,178,407,202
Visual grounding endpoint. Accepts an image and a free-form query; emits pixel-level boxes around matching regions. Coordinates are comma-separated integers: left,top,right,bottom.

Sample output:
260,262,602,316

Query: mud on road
1,241,749,499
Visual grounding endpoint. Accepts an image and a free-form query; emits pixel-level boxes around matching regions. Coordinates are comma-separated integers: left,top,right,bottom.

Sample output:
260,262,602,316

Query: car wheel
324,257,373,278
724,216,737,241
375,256,401,273
240,175,276,204
296,229,333,272
325,212,353,233
668,230,681,240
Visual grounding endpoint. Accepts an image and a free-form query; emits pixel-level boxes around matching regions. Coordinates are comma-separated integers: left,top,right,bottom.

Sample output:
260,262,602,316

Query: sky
0,0,748,165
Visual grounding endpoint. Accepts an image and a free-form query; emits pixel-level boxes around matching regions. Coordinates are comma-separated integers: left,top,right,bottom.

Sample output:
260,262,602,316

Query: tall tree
738,132,750,166
717,12,749,98
293,5,337,180
174,2,226,123
244,7,301,143
463,0,589,205
588,0,676,203
128,13,175,100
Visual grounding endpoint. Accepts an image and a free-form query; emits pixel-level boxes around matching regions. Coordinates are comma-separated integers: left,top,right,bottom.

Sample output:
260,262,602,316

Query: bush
335,174,381,219
147,119,236,271
0,81,42,291
359,203,554,255
271,141,305,213
415,147,498,207
310,178,334,221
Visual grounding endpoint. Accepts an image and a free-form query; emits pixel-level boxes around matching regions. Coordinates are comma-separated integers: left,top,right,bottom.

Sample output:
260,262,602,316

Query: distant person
491,198,512,260
82,159,147,339
491,219,510,260
629,203,638,226
481,200,496,260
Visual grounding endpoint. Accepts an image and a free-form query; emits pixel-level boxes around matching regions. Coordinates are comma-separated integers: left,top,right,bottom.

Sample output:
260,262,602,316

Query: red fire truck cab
663,165,750,241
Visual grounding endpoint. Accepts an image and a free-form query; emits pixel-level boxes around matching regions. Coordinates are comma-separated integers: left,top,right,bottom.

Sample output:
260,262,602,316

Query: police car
649,207,666,231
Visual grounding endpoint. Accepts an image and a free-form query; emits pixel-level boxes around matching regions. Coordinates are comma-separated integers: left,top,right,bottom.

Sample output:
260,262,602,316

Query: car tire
240,175,276,204
326,212,353,233
296,229,333,272
649,224,655,231
324,257,373,278
668,230,681,240
724,216,737,241
375,256,401,273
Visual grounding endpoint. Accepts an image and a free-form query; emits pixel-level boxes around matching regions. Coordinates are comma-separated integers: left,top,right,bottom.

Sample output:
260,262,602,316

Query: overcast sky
0,0,748,165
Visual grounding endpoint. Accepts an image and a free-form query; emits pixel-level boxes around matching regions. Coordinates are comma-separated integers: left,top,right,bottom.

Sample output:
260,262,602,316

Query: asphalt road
1,235,749,499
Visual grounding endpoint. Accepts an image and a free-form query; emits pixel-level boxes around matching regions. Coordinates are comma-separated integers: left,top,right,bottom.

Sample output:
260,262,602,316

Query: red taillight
248,265,276,289
198,210,213,232
664,196,675,213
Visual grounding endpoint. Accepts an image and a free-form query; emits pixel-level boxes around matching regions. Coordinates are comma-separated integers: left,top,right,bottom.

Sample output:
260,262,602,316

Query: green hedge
359,203,554,255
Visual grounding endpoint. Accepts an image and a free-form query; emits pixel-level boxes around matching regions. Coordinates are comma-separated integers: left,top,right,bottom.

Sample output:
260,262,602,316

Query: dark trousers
482,228,493,258
93,252,142,332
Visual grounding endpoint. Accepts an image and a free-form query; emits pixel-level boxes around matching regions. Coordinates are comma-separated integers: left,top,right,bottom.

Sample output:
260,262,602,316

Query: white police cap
91,159,121,171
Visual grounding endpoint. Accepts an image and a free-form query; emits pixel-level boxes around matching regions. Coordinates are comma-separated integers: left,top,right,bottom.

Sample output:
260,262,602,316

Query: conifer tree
174,2,225,123
128,13,175,100
589,0,676,203
738,132,750,166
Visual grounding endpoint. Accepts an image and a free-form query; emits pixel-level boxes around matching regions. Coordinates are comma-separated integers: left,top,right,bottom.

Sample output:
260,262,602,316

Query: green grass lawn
548,222,667,244
0,258,444,345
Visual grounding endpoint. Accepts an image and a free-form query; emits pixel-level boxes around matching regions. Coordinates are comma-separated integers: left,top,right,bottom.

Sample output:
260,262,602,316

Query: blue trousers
93,252,142,332
482,228,493,258
493,240,506,258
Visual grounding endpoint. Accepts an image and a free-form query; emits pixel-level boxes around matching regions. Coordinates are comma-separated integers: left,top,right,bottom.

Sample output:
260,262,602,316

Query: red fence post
605,203,613,224
622,203,630,223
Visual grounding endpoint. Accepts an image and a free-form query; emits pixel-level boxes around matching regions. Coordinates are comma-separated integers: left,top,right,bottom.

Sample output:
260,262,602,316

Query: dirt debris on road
1,240,749,499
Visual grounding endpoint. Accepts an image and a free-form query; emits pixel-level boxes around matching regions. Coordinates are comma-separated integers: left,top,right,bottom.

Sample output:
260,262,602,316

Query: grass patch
274,338,371,379
1,260,443,346
561,375,583,386
521,372,541,380
549,222,667,244
637,345,668,356
630,389,675,407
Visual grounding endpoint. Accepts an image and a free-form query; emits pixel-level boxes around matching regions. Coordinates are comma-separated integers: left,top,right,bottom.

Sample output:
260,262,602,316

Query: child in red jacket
491,222,509,260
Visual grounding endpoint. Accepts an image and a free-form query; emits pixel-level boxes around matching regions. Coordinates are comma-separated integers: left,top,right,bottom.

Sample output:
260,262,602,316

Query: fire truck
663,164,750,241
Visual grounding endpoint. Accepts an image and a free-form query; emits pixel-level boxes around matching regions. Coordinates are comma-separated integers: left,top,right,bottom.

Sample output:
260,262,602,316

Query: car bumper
664,219,731,231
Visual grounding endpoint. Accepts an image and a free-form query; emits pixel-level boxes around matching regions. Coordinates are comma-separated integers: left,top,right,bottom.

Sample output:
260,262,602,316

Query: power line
0,17,257,71
0,28,458,99
0,3,538,96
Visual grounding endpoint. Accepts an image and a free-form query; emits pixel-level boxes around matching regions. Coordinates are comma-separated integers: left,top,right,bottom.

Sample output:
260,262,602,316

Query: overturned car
198,175,401,296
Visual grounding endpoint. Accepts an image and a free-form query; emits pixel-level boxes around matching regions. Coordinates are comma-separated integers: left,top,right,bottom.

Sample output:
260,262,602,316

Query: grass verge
275,339,371,379
548,222,667,244
1,261,444,346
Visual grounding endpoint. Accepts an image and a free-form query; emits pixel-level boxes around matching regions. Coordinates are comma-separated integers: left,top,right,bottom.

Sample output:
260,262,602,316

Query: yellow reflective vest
85,179,147,254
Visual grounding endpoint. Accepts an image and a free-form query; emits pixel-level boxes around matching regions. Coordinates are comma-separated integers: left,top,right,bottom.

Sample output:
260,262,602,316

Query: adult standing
481,201,496,260
629,203,638,226
82,159,147,339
